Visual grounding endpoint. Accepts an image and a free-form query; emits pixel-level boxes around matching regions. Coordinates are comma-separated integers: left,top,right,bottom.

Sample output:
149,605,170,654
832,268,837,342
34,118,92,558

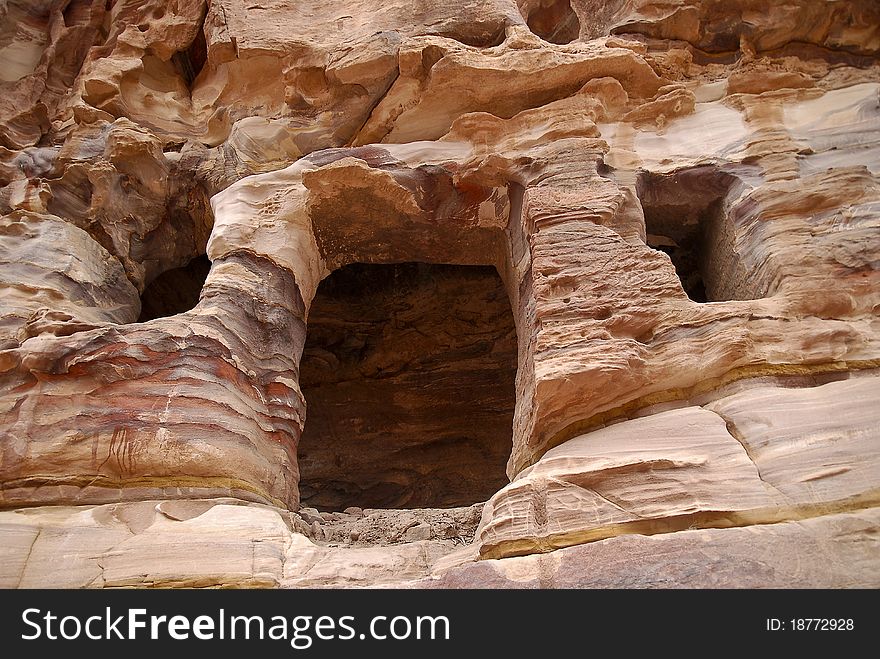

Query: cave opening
637,167,747,302
522,0,580,45
172,26,207,88
138,254,210,321
298,262,518,512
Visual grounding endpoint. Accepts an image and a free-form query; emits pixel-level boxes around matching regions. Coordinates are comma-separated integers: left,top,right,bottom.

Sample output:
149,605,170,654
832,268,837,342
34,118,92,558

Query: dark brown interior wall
298,262,518,510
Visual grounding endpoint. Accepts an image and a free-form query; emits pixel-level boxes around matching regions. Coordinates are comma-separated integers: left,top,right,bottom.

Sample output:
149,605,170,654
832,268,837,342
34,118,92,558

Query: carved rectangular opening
138,254,210,321
637,167,752,302
298,262,517,511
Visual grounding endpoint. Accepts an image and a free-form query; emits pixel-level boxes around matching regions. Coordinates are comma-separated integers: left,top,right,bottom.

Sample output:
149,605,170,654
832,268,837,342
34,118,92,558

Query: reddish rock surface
0,0,878,587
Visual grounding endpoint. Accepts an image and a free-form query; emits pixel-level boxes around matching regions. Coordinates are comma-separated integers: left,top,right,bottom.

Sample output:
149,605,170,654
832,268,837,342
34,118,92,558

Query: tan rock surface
0,499,481,588
420,507,880,588
0,0,878,587
475,373,880,560
0,210,139,349
3,495,877,589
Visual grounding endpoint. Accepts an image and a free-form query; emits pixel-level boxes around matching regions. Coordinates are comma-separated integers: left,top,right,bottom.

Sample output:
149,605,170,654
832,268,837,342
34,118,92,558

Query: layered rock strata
0,0,878,587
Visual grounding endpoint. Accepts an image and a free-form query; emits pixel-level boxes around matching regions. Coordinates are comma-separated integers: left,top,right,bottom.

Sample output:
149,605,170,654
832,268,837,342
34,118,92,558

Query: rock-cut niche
138,254,210,321
637,166,751,302
298,262,518,511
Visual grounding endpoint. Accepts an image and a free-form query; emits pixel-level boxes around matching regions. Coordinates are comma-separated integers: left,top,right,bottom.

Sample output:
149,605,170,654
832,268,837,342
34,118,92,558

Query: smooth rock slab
706,378,880,504
418,507,880,588
476,375,880,560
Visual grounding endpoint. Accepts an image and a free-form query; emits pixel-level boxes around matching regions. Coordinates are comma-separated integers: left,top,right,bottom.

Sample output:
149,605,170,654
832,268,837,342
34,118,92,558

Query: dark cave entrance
637,167,750,302
297,262,518,511
138,254,210,321
172,24,207,88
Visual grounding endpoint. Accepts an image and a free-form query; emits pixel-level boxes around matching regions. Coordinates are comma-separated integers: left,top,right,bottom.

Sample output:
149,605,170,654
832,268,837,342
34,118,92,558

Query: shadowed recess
138,254,210,321
172,23,207,88
637,167,747,302
522,0,580,45
298,262,518,511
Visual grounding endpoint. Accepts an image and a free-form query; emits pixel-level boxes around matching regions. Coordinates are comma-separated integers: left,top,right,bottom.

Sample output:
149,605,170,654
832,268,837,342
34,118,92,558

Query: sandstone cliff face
0,0,879,588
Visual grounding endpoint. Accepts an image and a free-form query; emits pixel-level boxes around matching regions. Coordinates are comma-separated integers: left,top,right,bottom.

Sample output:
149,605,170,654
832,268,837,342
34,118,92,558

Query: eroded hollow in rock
298,262,518,511
138,254,210,321
522,0,580,45
637,167,748,302
172,26,207,88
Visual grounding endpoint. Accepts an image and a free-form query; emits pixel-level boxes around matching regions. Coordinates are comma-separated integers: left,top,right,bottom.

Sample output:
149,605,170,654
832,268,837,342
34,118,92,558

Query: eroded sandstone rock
0,0,878,588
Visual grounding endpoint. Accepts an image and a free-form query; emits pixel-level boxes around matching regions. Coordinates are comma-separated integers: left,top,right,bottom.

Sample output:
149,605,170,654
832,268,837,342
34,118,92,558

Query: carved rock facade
1,0,879,587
